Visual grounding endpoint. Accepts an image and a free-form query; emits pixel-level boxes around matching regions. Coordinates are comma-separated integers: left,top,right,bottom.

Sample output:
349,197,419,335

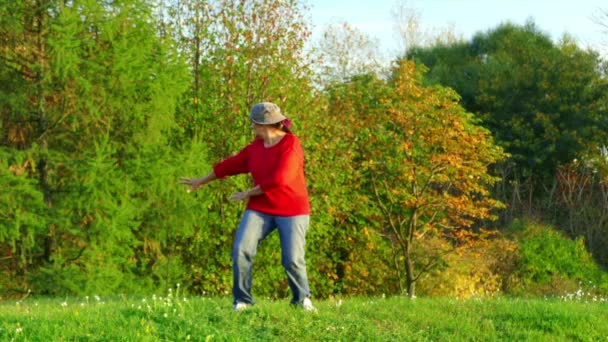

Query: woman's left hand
230,191,250,202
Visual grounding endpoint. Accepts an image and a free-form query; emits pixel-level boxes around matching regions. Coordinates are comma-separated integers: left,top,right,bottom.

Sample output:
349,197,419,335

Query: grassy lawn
1,292,607,341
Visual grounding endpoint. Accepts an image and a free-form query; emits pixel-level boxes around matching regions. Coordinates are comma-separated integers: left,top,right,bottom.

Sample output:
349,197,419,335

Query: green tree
409,22,608,181
0,0,191,295
0,0,58,295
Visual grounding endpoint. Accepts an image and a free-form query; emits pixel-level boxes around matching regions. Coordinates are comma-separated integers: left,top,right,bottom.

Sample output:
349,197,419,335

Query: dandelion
61,301,68,307
94,295,101,302
16,327,23,333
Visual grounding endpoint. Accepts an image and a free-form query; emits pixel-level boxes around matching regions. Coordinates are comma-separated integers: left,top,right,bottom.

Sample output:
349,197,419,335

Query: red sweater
213,133,310,216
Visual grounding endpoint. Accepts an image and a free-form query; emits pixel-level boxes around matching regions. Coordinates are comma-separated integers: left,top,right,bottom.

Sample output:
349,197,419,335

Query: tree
0,0,191,295
0,0,59,295
357,61,506,297
301,75,401,296
312,21,386,86
409,22,608,182
592,7,607,51
391,0,462,57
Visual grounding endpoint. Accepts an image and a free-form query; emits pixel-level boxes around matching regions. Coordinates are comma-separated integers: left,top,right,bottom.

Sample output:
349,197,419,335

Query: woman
180,102,315,312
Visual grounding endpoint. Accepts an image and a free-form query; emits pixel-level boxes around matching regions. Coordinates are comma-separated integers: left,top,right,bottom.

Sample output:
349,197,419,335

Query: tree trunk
404,249,415,298
402,233,416,298
35,0,53,264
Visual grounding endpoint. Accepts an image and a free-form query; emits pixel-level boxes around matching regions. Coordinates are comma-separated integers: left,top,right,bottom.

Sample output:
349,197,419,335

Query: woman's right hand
179,177,205,193
179,172,218,193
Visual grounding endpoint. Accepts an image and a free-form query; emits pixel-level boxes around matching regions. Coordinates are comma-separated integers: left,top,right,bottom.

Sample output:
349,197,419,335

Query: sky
306,0,607,58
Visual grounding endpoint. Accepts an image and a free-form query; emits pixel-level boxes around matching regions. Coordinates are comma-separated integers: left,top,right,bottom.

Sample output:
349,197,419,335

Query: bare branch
412,245,457,283
370,173,403,243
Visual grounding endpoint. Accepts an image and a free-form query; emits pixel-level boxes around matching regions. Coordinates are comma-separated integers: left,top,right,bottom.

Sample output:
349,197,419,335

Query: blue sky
306,0,607,58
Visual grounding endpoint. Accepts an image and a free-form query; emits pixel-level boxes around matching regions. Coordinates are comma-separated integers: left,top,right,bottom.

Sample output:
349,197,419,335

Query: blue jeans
231,210,311,305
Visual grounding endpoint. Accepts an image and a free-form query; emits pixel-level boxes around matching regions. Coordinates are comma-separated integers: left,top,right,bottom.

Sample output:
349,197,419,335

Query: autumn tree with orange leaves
355,61,506,297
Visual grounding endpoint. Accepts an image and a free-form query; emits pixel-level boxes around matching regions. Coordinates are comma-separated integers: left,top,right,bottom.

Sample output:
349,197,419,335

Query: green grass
1,292,607,341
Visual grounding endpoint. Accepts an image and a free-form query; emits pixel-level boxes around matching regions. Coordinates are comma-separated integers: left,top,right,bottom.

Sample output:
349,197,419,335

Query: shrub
416,235,516,299
505,219,608,296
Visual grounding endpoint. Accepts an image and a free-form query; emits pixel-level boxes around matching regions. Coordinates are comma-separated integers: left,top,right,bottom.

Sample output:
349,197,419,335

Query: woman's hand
180,172,218,193
230,191,250,202
230,186,262,202
180,177,204,193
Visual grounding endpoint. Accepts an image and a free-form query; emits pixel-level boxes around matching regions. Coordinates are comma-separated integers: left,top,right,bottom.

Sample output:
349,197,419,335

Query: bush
505,219,608,296
416,235,516,299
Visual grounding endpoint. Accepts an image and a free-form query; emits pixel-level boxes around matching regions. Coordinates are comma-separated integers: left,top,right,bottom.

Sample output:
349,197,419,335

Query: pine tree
1,0,192,295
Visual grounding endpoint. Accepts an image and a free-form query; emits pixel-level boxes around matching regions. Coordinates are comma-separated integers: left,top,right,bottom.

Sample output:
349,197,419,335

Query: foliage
0,0,192,296
1,0,607,301
167,0,320,298
505,219,608,296
353,60,506,297
301,75,400,297
417,235,516,299
551,158,608,267
409,21,608,181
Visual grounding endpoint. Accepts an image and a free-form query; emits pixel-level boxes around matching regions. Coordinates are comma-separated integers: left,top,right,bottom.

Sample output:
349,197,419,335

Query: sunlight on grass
1,288,607,341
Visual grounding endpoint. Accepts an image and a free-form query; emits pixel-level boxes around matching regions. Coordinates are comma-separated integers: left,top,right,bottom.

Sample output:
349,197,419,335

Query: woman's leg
276,215,311,304
231,210,274,305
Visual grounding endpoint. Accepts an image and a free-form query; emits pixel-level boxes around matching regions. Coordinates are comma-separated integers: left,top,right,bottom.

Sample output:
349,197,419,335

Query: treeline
1,0,607,299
